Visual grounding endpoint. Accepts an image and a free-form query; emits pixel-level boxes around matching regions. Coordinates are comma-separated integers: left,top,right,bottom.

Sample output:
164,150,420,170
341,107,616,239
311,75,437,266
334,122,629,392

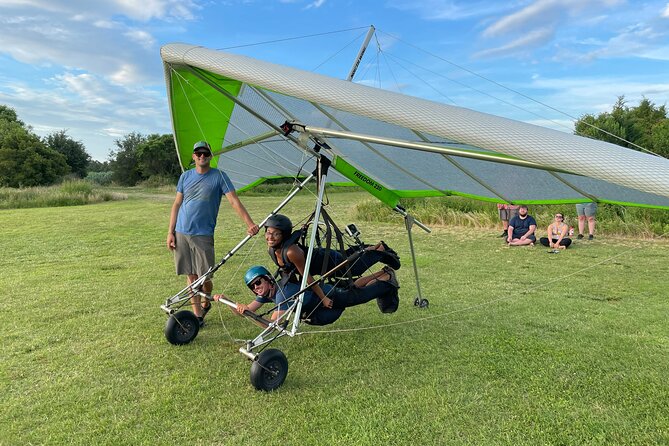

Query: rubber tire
250,348,288,391
164,311,200,345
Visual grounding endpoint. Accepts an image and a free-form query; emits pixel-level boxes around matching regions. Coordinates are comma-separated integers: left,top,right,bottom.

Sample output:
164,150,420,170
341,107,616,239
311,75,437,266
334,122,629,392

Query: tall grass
355,197,669,237
0,180,126,209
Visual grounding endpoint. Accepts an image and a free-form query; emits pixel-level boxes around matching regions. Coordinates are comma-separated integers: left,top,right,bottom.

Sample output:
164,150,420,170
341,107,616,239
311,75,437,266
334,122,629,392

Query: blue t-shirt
256,282,334,311
509,214,537,238
175,168,234,236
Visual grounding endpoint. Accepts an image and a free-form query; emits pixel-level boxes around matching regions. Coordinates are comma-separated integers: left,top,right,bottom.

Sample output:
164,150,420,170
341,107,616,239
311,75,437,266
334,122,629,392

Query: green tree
0,104,24,125
108,132,146,186
575,96,668,158
0,119,69,187
88,159,110,172
44,130,91,178
136,134,181,181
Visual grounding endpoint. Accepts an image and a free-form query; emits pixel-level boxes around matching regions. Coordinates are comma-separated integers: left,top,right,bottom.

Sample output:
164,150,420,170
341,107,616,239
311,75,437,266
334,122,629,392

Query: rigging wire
375,29,662,157
310,29,370,73
298,233,668,336
216,26,370,50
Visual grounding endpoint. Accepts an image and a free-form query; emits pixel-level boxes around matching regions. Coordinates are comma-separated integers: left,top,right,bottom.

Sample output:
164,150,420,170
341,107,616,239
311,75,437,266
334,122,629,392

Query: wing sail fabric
161,43,669,209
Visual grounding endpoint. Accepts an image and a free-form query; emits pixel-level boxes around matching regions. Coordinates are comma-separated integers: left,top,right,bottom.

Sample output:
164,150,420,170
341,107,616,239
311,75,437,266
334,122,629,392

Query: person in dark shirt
506,205,537,246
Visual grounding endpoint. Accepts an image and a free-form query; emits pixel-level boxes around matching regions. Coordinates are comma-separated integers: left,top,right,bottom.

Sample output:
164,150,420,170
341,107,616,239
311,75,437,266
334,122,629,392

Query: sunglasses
250,278,263,288
555,215,563,219
194,152,211,158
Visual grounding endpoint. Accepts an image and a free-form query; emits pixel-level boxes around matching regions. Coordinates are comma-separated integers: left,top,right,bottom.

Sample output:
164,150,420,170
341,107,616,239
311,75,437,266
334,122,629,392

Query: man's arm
225,191,259,235
167,192,183,250
286,245,333,308
525,225,536,237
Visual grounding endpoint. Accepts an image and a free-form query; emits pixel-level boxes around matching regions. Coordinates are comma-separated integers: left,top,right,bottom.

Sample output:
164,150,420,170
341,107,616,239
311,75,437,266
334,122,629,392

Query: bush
138,175,177,188
86,171,113,186
60,180,93,196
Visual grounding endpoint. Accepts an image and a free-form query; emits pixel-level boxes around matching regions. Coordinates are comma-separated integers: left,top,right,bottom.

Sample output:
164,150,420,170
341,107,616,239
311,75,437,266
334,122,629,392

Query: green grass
356,196,669,237
1,190,668,445
0,180,127,209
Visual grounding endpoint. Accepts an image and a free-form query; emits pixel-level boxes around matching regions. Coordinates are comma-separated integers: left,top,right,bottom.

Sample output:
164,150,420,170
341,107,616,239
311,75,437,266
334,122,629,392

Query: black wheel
164,311,200,345
413,297,420,306
419,298,429,308
250,348,288,391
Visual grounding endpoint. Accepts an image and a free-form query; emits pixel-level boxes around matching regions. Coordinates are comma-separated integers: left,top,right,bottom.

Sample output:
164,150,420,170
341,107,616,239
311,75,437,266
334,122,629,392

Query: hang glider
161,43,669,210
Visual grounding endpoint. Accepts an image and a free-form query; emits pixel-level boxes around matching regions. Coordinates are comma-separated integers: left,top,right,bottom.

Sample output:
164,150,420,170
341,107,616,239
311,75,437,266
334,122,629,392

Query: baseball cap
193,141,212,154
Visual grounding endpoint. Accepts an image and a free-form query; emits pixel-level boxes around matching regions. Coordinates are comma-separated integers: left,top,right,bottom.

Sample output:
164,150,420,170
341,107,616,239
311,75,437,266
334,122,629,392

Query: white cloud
305,0,326,9
662,3,669,17
387,0,518,21
474,28,554,58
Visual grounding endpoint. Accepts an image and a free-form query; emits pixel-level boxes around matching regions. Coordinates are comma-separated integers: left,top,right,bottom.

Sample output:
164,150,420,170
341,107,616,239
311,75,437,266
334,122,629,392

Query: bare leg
587,216,596,236
578,215,586,236
353,270,385,287
188,275,212,317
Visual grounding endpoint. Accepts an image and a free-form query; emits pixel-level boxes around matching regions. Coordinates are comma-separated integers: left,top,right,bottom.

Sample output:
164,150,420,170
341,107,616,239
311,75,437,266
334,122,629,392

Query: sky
1,0,668,161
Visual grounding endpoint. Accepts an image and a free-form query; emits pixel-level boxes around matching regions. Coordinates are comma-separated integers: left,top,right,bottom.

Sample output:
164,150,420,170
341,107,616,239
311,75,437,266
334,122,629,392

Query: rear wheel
250,349,288,391
164,311,200,345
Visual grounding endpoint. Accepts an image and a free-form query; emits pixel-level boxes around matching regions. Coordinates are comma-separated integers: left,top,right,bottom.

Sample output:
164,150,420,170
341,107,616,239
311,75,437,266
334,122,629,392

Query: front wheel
250,349,288,391
164,311,200,345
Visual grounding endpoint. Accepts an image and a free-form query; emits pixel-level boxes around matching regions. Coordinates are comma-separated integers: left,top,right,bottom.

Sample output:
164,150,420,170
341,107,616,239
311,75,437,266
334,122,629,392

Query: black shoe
377,287,399,313
379,241,401,270
381,266,400,288
197,316,205,328
500,231,507,237
577,234,584,240
588,234,594,240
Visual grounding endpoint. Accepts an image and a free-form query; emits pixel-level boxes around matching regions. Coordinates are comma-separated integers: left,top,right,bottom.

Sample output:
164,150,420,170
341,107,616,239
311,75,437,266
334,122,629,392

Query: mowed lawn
1,190,668,445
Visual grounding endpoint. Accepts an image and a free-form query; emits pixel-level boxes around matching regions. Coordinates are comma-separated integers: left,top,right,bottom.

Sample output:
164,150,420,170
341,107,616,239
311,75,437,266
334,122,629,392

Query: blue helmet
244,265,273,289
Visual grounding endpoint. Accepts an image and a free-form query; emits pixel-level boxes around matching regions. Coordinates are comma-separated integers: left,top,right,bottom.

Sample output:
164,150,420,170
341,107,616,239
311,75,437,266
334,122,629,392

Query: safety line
297,236,666,336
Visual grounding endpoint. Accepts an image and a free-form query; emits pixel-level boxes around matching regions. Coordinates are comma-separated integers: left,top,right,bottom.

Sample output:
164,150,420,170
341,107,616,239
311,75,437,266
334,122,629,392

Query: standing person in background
497,203,520,237
575,202,597,240
167,140,259,326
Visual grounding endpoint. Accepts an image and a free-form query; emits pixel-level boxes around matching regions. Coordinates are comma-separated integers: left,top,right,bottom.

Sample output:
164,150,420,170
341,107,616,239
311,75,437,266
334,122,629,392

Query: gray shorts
499,208,519,221
174,233,215,276
575,202,598,217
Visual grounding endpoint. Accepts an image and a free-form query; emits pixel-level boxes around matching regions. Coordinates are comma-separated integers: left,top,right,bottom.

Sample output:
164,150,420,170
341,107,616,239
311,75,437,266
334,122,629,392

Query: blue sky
1,0,668,161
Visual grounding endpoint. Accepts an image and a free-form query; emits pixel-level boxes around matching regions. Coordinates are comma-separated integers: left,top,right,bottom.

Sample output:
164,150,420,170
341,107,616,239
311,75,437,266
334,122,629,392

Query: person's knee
578,215,586,221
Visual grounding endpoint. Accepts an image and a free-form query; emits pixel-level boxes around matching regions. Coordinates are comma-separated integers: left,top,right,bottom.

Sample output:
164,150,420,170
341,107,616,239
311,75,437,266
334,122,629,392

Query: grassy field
1,189,668,445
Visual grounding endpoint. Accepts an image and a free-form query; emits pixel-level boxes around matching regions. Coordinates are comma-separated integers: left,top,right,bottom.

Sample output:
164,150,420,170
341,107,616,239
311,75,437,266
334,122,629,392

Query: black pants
302,280,397,325
540,237,572,248
308,246,400,277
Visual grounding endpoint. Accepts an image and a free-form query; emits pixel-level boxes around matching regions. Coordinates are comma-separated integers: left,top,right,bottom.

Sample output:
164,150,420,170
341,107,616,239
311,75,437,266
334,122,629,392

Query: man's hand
321,296,333,309
235,302,250,315
167,233,176,250
247,224,260,236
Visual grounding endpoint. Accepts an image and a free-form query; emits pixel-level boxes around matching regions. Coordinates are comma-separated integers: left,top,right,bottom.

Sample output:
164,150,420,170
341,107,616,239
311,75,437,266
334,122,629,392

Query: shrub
86,171,113,186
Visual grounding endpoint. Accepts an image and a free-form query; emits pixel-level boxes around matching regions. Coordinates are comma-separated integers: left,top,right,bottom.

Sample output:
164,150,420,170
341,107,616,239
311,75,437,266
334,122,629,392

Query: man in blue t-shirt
213,264,400,326
167,140,259,325
506,204,537,246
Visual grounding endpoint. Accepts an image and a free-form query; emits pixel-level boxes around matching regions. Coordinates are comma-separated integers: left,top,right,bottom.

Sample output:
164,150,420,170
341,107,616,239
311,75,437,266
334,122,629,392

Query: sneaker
376,287,399,313
588,234,594,240
381,266,400,289
500,231,507,237
197,316,205,328
577,234,584,240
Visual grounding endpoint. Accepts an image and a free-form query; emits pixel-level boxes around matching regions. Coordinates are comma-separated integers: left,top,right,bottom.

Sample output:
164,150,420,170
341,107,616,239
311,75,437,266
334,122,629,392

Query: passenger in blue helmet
167,139,260,327
213,264,401,324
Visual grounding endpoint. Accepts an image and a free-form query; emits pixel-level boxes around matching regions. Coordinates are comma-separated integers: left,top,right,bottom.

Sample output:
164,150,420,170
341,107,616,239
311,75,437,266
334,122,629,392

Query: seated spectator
507,205,536,246
539,213,572,249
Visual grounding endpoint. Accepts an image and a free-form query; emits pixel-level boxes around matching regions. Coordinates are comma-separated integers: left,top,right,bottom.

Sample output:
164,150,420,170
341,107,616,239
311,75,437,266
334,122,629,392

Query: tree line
1,97,667,188
0,105,181,187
